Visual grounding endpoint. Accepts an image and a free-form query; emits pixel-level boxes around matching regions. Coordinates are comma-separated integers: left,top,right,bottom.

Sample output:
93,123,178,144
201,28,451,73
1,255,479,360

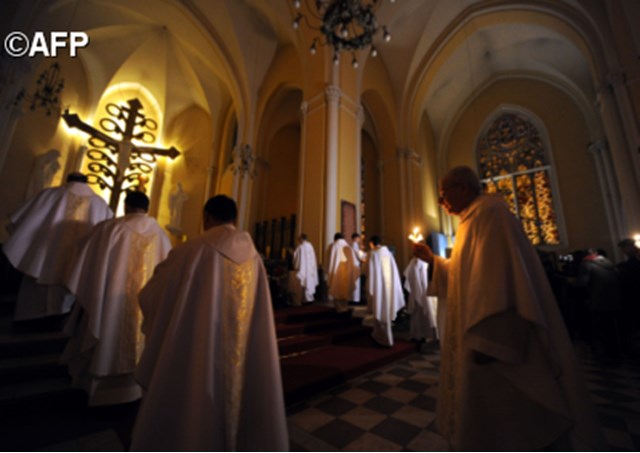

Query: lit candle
408,226,424,243
634,234,640,248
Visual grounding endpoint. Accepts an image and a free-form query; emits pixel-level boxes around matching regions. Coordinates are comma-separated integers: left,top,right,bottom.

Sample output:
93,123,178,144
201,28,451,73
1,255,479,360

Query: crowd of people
538,240,640,359
5,164,637,450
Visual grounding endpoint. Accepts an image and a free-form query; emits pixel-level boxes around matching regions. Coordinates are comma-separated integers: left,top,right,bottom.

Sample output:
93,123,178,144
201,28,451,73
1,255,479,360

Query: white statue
25,149,61,200
167,182,188,234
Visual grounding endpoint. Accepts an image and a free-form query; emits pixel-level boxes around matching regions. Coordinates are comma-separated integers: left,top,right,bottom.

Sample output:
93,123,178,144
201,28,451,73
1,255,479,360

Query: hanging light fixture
13,62,65,116
292,0,395,68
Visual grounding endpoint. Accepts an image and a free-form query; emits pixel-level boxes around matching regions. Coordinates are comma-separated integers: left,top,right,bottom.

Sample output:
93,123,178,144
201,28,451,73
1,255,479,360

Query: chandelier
13,63,65,116
292,0,395,68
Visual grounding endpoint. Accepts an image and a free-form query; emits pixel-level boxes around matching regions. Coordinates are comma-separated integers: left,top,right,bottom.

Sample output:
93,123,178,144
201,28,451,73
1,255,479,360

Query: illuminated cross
62,98,180,211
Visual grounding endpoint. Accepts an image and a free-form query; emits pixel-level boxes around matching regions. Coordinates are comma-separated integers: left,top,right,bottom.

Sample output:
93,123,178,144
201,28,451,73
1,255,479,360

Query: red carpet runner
275,305,416,405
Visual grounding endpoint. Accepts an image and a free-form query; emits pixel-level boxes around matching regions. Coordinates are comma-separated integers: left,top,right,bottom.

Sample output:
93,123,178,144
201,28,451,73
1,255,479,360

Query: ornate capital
325,85,341,104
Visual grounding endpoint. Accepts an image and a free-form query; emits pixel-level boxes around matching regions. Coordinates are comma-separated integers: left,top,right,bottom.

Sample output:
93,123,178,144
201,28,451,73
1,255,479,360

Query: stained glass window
477,113,560,245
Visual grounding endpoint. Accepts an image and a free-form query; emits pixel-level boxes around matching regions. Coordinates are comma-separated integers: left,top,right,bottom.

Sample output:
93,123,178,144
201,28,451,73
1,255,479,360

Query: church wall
358,87,402,261
337,106,359,226
263,126,300,222
610,0,640,138
255,45,302,128
162,105,214,242
0,56,90,243
299,101,327,259
417,112,439,231
252,87,302,242
362,132,381,237
445,78,612,256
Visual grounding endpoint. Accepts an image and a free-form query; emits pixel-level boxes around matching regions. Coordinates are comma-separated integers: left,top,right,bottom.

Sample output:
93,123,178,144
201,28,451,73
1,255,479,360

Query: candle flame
408,226,424,243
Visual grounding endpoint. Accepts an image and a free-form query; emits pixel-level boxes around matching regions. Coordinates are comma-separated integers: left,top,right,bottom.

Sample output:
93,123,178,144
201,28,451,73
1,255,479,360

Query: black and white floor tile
31,343,640,452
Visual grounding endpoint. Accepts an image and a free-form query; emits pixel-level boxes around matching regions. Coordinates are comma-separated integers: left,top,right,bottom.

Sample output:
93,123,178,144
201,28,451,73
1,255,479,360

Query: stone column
355,105,365,233
325,85,340,246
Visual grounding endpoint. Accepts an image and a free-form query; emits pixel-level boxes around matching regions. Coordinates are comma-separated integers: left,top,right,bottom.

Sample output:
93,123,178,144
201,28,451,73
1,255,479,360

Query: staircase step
329,324,372,343
0,353,67,385
281,340,417,405
0,376,72,403
274,305,343,324
0,331,68,359
276,323,305,338
301,316,362,334
278,334,331,356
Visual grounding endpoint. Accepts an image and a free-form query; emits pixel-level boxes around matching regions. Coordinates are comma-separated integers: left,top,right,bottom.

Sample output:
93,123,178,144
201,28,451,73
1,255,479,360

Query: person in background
576,248,622,357
290,233,319,305
350,232,366,304
365,235,405,346
616,238,640,353
324,232,359,313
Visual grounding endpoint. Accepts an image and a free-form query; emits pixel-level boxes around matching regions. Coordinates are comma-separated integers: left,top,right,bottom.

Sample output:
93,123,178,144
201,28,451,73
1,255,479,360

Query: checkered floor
37,341,640,451
286,344,640,452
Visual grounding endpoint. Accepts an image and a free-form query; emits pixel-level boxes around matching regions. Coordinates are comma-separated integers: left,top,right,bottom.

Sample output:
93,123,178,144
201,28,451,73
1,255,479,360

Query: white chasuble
325,238,360,311
131,224,288,452
429,194,605,451
403,257,438,341
365,246,405,346
4,182,112,320
61,213,171,406
291,240,318,304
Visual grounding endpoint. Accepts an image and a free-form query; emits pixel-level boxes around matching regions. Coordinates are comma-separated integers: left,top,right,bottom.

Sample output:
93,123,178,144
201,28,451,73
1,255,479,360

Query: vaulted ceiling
10,0,604,147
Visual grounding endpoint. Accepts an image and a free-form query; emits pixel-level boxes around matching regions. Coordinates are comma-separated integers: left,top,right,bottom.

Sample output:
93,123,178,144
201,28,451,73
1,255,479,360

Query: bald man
412,166,604,451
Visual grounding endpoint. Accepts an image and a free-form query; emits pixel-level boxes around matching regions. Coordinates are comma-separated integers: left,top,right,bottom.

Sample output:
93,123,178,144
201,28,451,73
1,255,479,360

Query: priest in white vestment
403,257,439,342
324,232,360,313
3,172,113,321
131,195,288,452
412,166,605,451
365,236,405,346
351,233,368,303
289,233,318,305
61,191,171,406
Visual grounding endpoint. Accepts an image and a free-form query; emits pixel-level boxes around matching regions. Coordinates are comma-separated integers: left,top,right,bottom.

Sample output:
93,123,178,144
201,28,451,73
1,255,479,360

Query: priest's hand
412,242,434,266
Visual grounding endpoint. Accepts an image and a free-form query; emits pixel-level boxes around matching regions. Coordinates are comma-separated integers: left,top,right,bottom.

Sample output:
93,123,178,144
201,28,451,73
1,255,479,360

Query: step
0,330,69,359
329,324,372,344
0,353,68,385
280,339,417,405
301,315,362,334
0,375,71,403
278,334,331,356
275,323,305,338
274,305,344,324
